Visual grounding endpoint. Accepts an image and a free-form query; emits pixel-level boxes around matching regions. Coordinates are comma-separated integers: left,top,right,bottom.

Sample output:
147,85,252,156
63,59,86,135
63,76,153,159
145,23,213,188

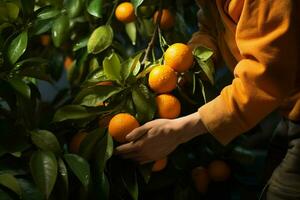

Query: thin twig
140,1,163,66
106,0,120,25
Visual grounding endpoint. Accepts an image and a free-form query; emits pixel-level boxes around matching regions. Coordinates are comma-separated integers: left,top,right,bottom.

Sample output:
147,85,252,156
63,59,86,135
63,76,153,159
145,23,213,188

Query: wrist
174,112,207,144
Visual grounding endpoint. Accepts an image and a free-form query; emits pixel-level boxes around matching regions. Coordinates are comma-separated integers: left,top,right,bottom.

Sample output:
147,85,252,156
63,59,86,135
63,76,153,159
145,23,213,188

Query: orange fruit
156,94,181,119
148,65,177,94
69,131,88,154
164,43,194,72
191,166,210,194
40,35,50,46
152,158,168,172
115,2,135,23
64,56,73,71
208,160,231,182
108,113,140,143
153,9,175,30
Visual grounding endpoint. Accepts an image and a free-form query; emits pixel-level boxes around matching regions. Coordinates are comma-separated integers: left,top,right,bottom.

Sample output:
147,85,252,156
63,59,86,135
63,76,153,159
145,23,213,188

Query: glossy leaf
193,46,214,61
87,25,113,54
132,84,156,122
64,154,90,188
125,22,136,45
79,128,106,160
36,7,60,20
20,0,34,17
65,0,84,18
131,0,144,14
103,53,122,83
87,0,103,18
18,178,43,200
30,151,58,199
0,173,22,197
121,163,138,200
7,31,28,64
73,37,88,51
8,78,31,98
33,19,54,35
95,132,113,173
52,14,70,47
74,85,123,107
53,105,101,122
6,2,19,20
30,130,61,154
56,158,69,200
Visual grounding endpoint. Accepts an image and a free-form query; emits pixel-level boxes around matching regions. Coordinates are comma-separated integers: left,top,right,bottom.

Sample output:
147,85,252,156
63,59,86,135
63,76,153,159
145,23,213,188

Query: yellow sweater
189,0,300,145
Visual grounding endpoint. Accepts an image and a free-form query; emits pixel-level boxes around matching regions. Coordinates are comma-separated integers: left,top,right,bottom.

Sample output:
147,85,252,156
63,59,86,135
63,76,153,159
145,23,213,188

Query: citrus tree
0,0,265,200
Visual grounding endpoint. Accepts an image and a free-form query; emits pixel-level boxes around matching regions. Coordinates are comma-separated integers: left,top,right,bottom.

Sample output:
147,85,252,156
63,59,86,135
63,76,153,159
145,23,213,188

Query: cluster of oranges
191,160,231,194
115,2,175,30
149,42,194,119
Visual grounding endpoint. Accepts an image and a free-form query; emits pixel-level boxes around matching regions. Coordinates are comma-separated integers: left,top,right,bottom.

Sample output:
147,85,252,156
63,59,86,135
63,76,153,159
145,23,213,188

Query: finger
114,142,138,155
126,124,151,141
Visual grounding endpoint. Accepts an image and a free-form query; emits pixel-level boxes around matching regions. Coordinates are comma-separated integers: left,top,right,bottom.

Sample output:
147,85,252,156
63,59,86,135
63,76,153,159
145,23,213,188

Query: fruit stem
140,0,163,67
106,0,120,25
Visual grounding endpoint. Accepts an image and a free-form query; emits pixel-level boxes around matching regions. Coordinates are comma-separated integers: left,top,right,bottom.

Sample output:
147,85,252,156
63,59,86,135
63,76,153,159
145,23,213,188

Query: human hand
114,112,207,164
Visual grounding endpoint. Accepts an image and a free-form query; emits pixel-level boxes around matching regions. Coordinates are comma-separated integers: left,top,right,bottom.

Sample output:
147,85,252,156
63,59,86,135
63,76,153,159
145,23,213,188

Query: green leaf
193,46,214,61
74,85,123,107
138,163,152,184
103,53,121,83
130,0,144,14
30,151,58,199
8,78,30,98
95,132,113,173
87,25,113,54
36,7,60,20
125,22,136,45
0,173,22,197
18,178,43,200
6,3,19,20
96,173,109,200
87,0,103,18
132,84,156,123
73,37,88,51
33,18,54,35
79,128,106,160
53,105,101,122
30,130,61,154
7,31,28,64
121,163,138,200
65,0,84,18
20,0,34,17
56,158,69,200
52,14,70,47
64,154,90,188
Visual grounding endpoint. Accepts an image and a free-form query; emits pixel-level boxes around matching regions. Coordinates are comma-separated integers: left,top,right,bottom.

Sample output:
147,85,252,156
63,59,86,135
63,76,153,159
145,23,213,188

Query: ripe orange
148,65,177,94
115,2,135,23
108,113,140,143
152,158,168,172
191,166,210,194
153,9,175,30
208,160,231,182
64,56,73,71
40,35,50,46
164,43,194,72
69,131,87,154
155,94,181,119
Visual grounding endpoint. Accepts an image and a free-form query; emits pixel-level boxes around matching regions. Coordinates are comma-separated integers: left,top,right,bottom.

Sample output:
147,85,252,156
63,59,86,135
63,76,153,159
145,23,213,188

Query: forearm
174,112,207,144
